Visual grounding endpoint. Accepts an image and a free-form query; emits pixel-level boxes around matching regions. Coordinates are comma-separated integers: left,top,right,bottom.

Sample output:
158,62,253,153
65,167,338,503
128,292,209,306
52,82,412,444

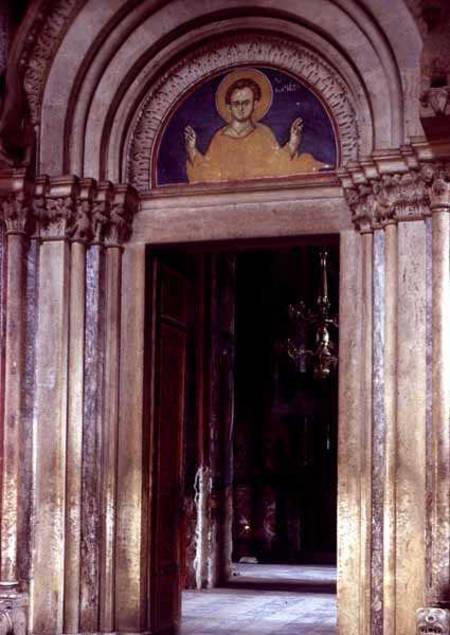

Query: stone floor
180,563,337,634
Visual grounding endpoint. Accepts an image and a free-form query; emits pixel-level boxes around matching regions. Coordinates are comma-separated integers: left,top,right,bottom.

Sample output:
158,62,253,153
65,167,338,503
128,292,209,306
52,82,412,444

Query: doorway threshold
181,564,336,634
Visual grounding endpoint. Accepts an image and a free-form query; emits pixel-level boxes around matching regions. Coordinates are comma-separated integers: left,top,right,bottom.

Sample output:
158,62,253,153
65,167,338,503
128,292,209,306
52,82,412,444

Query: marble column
0,194,28,589
0,173,31,608
78,182,114,633
382,216,397,635
99,185,140,633
371,225,385,635
99,240,122,633
31,176,79,635
337,229,364,635
429,177,450,605
64,178,96,634
395,216,427,633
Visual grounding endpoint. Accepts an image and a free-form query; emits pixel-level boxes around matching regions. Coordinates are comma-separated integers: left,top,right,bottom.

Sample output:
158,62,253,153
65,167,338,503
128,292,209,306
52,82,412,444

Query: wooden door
149,258,192,635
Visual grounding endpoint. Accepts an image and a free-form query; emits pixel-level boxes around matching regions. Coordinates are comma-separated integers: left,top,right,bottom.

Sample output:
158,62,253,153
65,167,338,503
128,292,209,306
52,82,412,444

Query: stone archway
1,3,450,635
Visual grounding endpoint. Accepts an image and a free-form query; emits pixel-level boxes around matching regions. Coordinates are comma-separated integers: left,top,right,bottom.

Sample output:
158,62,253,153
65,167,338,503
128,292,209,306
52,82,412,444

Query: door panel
150,262,191,635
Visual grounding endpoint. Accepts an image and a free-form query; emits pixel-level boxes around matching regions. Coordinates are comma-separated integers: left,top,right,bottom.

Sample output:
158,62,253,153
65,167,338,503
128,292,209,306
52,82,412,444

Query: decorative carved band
0,173,139,244
343,160,450,233
127,33,360,190
21,0,83,125
417,607,450,634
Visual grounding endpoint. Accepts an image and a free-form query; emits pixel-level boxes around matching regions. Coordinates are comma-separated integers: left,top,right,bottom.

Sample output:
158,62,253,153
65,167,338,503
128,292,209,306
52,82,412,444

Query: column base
0,589,27,635
417,607,450,634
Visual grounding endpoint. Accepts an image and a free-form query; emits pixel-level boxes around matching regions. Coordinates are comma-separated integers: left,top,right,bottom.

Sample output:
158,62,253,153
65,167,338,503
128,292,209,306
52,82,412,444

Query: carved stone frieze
0,591,27,635
343,159,450,232
128,33,360,190
20,0,83,125
417,607,450,634
39,195,76,240
384,170,429,222
25,177,138,244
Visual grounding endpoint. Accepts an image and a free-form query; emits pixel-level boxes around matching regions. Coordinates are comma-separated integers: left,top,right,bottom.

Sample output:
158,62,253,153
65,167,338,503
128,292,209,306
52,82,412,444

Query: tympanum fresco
156,66,337,186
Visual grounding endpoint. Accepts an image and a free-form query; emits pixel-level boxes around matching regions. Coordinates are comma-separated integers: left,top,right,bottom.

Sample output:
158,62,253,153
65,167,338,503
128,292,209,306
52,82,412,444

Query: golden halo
215,68,273,123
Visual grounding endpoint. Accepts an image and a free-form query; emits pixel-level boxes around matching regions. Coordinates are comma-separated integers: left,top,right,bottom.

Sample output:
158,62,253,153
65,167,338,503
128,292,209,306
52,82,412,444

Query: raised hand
288,117,303,157
184,125,198,162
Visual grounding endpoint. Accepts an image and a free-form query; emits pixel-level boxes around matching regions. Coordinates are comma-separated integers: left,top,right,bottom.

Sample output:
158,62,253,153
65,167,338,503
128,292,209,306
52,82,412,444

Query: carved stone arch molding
127,32,362,191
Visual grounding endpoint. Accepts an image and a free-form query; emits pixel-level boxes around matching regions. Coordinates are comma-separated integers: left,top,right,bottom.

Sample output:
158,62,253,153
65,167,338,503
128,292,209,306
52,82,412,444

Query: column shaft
430,209,450,602
337,230,364,635
31,240,70,634
1,233,25,585
383,222,397,635
116,244,147,632
99,246,122,631
395,220,427,633
64,241,86,633
361,231,373,635
80,245,105,632
371,229,385,634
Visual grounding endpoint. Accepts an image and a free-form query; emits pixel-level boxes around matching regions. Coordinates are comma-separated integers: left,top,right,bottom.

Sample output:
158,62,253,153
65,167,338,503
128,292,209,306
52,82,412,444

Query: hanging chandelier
286,249,339,380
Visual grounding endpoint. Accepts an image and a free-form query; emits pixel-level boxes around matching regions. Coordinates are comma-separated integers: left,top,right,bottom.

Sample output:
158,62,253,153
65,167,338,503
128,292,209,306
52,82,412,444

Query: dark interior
232,243,339,565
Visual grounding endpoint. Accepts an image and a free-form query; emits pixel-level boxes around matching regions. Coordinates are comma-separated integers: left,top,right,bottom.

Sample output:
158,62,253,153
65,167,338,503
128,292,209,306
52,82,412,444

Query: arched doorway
0,4,437,635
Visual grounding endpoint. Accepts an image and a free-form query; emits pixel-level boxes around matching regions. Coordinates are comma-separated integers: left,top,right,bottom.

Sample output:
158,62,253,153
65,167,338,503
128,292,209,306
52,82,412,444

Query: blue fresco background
156,67,337,186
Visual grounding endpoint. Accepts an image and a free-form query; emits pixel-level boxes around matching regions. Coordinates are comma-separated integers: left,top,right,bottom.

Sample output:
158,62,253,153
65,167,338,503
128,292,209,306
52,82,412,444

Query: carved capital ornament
343,158,450,232
0,192,31,235
21,177,140,245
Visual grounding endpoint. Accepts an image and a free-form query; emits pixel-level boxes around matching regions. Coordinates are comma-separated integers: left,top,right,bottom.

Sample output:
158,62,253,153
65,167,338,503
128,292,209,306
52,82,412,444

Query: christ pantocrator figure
184,69,329,184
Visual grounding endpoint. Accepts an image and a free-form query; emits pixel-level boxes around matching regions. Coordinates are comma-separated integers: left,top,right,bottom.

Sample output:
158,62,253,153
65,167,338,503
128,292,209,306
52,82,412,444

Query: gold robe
187,123,325,184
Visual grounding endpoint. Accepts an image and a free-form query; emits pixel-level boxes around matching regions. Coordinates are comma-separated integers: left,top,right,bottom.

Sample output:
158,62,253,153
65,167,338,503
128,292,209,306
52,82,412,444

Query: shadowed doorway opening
145,236,339,634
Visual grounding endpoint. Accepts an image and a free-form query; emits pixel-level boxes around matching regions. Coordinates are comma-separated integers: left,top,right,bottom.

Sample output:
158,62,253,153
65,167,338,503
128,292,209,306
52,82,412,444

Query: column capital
0,191,31,236
344,184,377,234
339,144,450,229
422,162,450,212
343,162,450,232
67,178,98,245
91,181,114,245
103,184,139,248
0,174,141,244
27,176,140,246
38,175,80,241
0,167,34,236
